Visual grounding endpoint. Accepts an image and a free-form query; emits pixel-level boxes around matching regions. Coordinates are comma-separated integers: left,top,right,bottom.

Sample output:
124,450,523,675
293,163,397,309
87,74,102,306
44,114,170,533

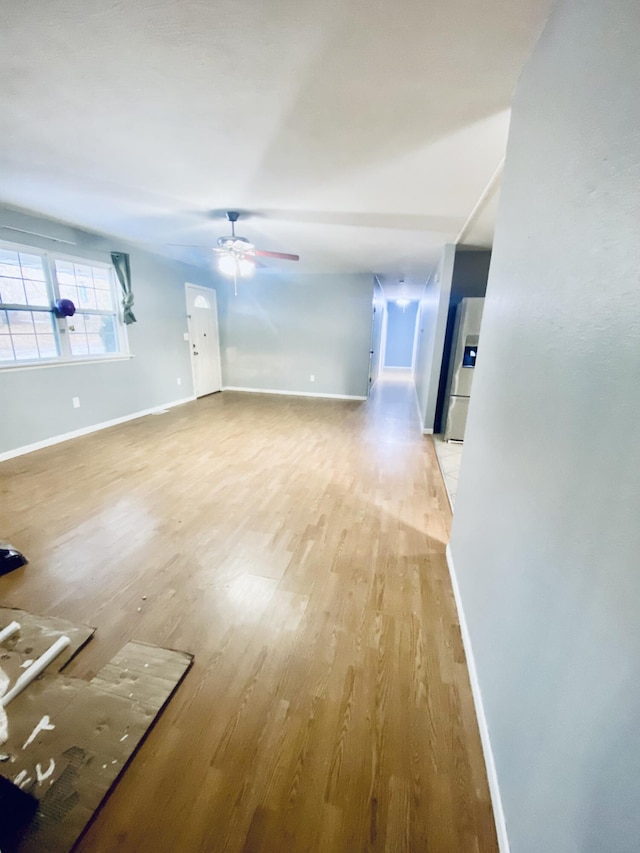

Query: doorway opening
382,299,419,374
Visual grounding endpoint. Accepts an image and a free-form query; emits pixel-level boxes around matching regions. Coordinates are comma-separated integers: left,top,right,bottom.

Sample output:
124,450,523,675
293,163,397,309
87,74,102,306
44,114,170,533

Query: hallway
0,375,496,852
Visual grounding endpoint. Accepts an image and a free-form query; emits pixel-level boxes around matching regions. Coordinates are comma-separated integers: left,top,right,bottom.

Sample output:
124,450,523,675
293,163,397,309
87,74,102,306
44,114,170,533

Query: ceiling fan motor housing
217,235,252,250
219,211,253,251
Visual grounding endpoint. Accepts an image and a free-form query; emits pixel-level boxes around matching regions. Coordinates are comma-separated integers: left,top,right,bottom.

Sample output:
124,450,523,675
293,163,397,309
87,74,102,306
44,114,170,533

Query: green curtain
111,252,136,324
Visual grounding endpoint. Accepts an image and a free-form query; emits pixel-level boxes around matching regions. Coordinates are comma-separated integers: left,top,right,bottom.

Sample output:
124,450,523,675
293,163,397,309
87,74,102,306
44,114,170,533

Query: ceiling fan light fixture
238,256,255,278
217,253,238,277
216,252,256,279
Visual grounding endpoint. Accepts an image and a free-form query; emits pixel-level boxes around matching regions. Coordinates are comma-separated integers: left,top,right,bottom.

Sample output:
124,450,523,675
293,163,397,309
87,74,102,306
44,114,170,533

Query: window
54,260,119,357
0,250,57,362
0,243,126,367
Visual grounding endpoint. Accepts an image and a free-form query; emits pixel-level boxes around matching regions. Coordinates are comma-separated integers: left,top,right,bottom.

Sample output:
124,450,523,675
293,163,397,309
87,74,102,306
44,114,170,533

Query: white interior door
185,284,222,398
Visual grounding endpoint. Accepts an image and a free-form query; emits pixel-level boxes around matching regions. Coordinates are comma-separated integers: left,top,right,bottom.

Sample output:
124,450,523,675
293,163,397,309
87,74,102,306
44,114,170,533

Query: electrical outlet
72,397,80,408
310,374,315,382
177,377,182,386
183,332,189,341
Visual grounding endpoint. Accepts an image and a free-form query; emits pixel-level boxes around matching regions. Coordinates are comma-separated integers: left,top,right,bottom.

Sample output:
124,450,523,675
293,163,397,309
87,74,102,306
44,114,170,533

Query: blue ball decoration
54,298,76,317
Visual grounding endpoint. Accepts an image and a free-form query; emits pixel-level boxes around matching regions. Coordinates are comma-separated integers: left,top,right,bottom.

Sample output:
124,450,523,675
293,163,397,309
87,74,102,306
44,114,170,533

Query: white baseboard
0,396,196,462
445,544,510,853
222,386,367,401
422,427,434,434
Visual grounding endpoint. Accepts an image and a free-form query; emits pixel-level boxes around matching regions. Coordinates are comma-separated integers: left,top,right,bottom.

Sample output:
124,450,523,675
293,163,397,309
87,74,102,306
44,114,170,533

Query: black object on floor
0,543,28,576
0,775,39,851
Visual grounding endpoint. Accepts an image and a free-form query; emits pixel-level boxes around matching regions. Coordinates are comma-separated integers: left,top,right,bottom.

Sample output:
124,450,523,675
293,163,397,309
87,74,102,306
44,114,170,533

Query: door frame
368,294,386,394
185,283,222,398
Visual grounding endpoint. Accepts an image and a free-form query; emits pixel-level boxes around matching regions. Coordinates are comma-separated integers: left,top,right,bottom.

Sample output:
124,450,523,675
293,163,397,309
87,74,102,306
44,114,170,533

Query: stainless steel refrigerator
443,297,485,442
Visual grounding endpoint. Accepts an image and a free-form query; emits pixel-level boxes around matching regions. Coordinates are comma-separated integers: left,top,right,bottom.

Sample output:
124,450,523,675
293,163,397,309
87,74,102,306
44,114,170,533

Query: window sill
0,354,134,373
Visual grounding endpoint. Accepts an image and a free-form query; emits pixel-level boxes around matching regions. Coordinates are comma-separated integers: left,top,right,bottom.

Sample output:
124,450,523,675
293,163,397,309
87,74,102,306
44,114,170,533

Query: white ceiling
0,0,551,287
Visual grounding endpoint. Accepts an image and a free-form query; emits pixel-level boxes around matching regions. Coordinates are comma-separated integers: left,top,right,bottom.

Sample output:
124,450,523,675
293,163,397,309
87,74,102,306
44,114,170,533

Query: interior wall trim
445,543,511,853
0,396,196,462
412,381,425,429
431,437,454,511
222,386,367,401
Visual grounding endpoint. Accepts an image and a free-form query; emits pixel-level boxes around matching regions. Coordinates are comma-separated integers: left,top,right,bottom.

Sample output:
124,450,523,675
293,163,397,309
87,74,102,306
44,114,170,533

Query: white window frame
0,239,130,370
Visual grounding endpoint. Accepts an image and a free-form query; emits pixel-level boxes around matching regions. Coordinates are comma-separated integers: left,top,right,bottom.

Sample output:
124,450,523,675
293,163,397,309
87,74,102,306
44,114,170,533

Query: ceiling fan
212,211,299,293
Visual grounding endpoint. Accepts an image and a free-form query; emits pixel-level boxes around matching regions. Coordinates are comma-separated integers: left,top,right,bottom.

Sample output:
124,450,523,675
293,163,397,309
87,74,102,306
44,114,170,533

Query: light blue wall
450,1,640,850
0,207,215,456
413,243,455,431
383,300,418,368
217,271,374,399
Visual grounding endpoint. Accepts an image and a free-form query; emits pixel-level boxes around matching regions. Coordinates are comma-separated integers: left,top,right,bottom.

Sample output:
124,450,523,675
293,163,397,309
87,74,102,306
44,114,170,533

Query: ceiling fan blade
254,249,300,261
234,251,265,268
163,243,218,249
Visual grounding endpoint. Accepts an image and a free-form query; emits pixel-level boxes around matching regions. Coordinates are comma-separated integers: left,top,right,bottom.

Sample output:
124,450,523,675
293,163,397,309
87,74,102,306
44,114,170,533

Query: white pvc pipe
1,635,71,707
0,621,21,643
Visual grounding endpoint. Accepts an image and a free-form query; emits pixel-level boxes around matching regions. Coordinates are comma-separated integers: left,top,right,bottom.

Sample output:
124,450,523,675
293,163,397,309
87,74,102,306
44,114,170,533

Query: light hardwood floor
0,375,497,852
